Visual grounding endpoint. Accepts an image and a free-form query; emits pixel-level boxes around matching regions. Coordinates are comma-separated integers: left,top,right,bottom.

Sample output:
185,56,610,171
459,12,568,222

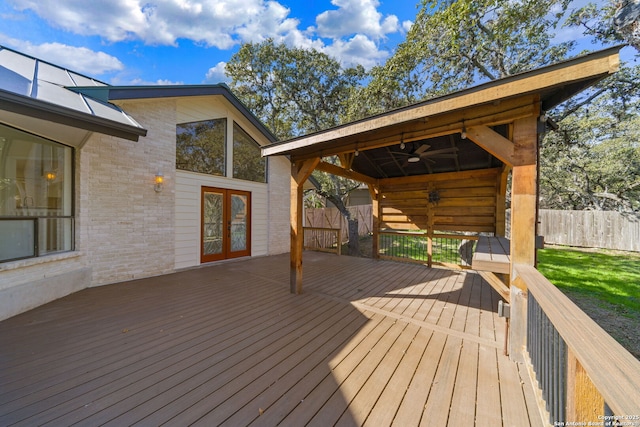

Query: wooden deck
0,253,543,426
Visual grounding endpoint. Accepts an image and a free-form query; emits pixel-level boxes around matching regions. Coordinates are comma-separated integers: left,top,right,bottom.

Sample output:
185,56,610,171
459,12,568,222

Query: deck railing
516,265,640,424
378,230,477,268
303,227,341,255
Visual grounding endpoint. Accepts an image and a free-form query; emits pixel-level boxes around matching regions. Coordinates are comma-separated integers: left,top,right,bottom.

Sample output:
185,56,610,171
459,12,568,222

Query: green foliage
565,1,640,51
348,0,573,119
537,247,640,315
541,64,640,212
226,39,364,140
226,39,366,253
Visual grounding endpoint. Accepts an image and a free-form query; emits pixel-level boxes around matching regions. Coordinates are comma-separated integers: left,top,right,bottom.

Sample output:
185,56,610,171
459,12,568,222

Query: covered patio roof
263,46,621,178
261,46,622,300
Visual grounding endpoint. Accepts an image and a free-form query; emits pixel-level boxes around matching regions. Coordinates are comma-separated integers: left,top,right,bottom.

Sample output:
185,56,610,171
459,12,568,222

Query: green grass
537,247,640,317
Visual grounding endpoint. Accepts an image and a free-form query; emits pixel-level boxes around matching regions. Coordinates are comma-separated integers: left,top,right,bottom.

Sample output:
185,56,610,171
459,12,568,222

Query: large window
0,124,74,262
176,119,226,176
233,123,266,183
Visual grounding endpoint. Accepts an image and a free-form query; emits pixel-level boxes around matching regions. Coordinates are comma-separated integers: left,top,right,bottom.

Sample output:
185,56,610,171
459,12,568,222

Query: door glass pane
203,191,223,256
230,194,247,252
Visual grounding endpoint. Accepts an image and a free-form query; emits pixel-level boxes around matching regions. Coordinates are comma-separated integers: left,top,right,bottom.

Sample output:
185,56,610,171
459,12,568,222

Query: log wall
378,168,501,233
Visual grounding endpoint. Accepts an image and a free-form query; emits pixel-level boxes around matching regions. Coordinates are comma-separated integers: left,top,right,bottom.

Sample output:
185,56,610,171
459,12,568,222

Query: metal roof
71,84,278,143
0,46,147,143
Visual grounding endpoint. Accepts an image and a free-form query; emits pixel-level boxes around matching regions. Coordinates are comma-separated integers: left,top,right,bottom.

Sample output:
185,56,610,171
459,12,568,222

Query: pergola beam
315,161,378,185
466,125,515,166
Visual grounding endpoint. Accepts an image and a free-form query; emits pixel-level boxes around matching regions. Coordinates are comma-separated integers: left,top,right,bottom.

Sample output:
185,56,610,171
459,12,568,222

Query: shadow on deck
0,252,543,426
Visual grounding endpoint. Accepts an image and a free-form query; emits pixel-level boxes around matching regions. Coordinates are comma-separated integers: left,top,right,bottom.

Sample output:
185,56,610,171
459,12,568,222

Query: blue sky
0,0,633,87
0,0,418,85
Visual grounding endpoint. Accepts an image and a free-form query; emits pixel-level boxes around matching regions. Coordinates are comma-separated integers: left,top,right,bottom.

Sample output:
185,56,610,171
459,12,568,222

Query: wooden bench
472,236,510,274
472,236,511,301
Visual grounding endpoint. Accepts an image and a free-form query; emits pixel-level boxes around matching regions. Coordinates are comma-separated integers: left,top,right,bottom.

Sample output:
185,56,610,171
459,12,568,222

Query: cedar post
566,348,605,422
368,184,380,259
495,165,510,237
290,158,320,294
509,114,539,361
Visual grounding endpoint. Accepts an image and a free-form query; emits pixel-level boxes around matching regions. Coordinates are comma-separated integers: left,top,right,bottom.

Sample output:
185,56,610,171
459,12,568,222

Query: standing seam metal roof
0,46,147,140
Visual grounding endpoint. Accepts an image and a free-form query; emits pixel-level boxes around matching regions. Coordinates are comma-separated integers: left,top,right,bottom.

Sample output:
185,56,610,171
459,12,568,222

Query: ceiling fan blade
420,147,459,157
426,154,458,159
414,144,431,155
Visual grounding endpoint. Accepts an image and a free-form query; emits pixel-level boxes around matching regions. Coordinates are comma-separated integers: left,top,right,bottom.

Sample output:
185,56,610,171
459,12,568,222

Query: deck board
0,252,540,426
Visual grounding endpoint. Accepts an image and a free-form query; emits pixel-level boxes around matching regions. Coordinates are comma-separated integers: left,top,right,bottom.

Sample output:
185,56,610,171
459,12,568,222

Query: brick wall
267,156,292,255
78,99,177,286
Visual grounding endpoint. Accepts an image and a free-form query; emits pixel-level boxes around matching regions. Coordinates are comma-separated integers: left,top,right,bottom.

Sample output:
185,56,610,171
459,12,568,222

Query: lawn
537,246,640,359
537,246,640,315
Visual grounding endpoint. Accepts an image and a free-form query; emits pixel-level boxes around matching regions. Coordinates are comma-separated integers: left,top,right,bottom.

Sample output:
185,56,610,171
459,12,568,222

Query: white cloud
205,62,229,83
0,34,124,75
322,34,389,69
8,0,304,49
6,0,402,71
128,78,184,85
316,0,399,39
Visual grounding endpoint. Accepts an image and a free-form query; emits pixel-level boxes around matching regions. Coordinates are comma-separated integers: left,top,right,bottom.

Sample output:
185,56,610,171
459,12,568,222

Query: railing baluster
377,231,478,267
527,292,568,425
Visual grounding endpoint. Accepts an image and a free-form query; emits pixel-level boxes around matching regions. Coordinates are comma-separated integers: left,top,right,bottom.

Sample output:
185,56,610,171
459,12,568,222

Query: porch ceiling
262,46,622,179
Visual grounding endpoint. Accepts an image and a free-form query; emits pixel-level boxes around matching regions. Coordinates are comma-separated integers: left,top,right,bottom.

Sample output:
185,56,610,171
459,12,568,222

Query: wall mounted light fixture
154,172,164,192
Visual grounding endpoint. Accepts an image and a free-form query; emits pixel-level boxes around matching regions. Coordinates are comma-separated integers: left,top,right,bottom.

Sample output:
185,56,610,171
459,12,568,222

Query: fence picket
306,206,640,252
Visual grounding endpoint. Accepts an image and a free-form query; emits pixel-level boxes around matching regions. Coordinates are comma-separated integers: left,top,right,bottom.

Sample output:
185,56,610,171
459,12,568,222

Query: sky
0,0,634,87
0,0,418,85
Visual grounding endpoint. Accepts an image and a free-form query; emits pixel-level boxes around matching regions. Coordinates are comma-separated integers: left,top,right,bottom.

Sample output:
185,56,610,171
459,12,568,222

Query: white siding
175,171,269,270
173,95,290,269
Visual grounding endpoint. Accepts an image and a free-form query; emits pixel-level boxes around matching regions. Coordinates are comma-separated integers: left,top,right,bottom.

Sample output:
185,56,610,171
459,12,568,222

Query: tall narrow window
233,123,266,183
0,124,74,262
176,119,226,176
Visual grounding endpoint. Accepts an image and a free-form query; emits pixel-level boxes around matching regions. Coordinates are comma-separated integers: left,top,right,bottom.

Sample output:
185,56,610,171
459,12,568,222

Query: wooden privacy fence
308,206,640,252
538,210,640,252
304,205,372,242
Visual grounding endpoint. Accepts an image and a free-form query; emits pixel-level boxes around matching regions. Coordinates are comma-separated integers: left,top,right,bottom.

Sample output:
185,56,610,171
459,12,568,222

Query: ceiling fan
387,143,458,165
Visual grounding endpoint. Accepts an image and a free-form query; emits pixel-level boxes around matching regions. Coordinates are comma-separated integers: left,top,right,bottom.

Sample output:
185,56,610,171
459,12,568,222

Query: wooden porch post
509,114,539,361
290,158,320,294
495,165,510,237
368,184,380,259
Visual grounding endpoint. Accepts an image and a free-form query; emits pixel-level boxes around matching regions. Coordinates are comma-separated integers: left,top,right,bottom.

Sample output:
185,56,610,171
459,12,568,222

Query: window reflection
0,124,73,262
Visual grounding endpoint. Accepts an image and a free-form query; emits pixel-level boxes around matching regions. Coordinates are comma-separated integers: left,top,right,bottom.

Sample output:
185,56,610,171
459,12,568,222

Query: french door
201,187,251,263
